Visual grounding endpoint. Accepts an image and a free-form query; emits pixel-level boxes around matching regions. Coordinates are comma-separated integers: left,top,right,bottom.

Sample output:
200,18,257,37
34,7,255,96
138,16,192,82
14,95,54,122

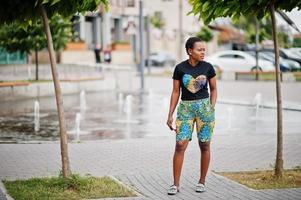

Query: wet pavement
0,89,300,143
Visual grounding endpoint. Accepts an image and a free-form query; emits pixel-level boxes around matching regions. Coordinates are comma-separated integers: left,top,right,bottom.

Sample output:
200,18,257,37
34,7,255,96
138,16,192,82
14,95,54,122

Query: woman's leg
196,99,215,185
173,140,189,187
198,141,210,184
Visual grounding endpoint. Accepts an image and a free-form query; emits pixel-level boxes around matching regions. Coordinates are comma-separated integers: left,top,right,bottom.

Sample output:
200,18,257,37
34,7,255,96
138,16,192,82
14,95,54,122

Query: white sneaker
196,183,206,193
167,185,179,195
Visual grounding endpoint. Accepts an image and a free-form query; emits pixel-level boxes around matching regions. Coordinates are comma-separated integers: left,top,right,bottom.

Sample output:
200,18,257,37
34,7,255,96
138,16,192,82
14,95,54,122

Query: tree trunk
27,53,32,65
35,47,39,81
56,51,61,64
40,4,71,178
178,0,183,62
270,3,283,178
145,15,151,74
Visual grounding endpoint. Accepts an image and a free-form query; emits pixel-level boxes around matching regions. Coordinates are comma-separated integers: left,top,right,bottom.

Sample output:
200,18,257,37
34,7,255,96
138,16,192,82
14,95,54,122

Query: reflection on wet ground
0,91,300,143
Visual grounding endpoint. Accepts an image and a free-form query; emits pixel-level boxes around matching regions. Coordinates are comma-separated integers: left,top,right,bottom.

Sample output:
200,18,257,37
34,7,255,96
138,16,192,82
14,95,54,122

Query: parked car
246,51,301,72
206,50,275,72
145,51,176,67
260,48,301,66
261,51,300,72
289,48,301,58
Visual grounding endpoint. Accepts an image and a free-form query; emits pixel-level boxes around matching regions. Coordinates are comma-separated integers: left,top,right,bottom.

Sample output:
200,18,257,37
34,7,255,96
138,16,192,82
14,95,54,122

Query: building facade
66,0,215,64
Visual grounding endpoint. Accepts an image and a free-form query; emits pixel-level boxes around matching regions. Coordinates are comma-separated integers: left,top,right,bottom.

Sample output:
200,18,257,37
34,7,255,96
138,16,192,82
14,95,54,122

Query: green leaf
202,2,210,12
222,8,230,15
0,14,72,52
50,0,61,6
196,26,213,42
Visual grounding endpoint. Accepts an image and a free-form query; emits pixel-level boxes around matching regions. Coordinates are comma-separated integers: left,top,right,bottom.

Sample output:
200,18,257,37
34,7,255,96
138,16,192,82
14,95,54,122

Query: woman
167,37,217,195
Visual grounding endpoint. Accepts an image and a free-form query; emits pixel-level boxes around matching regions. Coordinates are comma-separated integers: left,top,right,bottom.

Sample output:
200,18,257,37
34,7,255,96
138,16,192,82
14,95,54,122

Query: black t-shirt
172,60,216,100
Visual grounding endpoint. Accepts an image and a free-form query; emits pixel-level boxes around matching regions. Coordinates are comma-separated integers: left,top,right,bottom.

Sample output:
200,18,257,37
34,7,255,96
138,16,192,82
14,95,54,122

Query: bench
0,81,30,88
293,72,301,81
60,76,104,82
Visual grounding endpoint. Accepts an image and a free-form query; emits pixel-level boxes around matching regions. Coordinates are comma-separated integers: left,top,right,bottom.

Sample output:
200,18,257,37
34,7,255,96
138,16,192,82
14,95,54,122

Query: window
117,0,123,6
219,54,245,59
219,54,234,58
127,0,135,7
233,54,245,59
154,11,163,20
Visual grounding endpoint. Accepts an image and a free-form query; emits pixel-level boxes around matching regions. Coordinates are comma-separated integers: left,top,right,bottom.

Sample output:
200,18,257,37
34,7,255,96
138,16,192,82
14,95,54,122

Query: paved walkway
0,132,300,199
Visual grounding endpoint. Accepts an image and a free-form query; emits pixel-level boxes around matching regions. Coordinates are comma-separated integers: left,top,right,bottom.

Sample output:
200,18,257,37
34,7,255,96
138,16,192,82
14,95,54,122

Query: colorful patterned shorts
176,98,215,142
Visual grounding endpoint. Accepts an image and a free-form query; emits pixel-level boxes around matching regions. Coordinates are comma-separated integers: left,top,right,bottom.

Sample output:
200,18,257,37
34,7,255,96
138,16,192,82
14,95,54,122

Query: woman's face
188,41,206,61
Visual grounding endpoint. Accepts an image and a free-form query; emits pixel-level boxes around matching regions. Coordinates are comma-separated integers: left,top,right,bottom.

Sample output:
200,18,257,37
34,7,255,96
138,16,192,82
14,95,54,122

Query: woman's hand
167,79,180,134
167,115,177,133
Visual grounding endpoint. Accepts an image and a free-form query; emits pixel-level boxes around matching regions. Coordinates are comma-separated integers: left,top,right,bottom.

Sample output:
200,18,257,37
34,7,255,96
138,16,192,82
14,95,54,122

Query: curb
83,175,147,200
91,175,147,200
0,180,14,200
211,171,257,192
218,99,301,112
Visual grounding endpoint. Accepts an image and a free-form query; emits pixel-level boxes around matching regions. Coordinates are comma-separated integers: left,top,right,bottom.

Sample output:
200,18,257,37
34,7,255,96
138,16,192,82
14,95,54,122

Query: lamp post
139,0,145,90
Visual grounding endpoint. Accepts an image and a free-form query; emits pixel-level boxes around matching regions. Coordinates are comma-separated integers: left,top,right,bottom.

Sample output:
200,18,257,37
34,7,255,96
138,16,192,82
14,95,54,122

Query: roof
208,25,245,43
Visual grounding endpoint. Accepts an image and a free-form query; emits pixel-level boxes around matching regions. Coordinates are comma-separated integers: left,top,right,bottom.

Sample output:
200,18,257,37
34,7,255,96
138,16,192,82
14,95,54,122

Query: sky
282,9,301,34
214,8,301,34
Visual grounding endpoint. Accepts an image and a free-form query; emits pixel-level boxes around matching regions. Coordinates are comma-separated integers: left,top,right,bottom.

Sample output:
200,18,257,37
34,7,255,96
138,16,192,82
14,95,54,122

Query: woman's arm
209,77,217,107
167,79,180,131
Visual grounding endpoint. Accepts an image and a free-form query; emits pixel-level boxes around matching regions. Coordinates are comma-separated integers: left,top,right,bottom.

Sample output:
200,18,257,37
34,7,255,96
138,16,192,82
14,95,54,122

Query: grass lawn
3,174,137,200
214,168,301,190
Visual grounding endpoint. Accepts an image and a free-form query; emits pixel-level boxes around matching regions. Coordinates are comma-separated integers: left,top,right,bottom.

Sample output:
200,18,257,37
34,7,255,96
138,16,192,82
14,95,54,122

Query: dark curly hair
185,37,203,55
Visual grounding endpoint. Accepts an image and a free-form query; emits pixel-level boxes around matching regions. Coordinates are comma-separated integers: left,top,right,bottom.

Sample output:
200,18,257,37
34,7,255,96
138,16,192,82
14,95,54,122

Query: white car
206,50,275,72
146,51,176,67
288,48,301,58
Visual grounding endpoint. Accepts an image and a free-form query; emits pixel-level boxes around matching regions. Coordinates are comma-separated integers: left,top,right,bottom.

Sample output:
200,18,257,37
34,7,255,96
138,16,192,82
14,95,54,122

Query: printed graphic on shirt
182,74,207,93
